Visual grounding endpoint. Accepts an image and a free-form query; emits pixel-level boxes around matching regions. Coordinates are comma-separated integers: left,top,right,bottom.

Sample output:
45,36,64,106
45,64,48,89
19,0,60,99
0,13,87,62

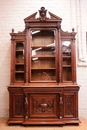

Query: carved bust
39,7,47,21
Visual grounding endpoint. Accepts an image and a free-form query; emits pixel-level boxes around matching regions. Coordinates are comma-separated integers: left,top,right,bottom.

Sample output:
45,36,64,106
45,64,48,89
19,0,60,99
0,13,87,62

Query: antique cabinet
7,7,80,125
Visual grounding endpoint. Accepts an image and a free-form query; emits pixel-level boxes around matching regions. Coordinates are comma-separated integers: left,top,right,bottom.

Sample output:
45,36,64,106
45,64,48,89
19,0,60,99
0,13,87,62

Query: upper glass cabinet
30,30,56,82
62,41,72,82
15,42,24,82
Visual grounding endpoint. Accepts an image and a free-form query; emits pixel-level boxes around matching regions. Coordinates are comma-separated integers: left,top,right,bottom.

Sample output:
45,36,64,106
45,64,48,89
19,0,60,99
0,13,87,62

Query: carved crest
39,7,47,21
24,7,62,22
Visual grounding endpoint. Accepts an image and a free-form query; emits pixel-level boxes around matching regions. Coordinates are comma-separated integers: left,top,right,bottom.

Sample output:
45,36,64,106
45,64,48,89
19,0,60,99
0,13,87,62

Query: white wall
0,0,87,118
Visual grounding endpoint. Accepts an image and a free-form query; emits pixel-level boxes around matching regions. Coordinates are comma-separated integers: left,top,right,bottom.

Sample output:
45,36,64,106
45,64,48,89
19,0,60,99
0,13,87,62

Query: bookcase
7,7,80,125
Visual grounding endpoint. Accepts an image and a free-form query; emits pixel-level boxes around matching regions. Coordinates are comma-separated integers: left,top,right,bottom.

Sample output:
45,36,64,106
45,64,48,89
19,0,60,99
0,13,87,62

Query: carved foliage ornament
33,99,53,113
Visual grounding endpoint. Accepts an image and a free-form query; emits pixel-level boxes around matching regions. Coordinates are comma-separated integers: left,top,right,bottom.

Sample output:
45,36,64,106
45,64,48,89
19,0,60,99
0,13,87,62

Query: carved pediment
24,7,62,22
49,12,62,20
24,12,37,21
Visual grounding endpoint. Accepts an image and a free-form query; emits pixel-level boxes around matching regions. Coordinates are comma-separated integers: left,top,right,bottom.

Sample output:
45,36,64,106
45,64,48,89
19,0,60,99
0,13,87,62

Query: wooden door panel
13,94,24,118
30,94,59,118
64,93,75,118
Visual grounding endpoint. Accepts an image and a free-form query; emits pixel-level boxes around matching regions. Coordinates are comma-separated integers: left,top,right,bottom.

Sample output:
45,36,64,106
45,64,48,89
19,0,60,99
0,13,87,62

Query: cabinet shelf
62,56,71,58
15,63,24,65
31,46,55,49
31,56,55,60
16,50,23,52
15,80,24,83
31,68,55,70
15,71,24,73
63,65,71,67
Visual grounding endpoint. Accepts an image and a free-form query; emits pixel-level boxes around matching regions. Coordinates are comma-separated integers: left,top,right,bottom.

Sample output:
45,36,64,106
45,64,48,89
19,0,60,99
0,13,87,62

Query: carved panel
14,95,24,116
64,95,73,116
30,94,58,117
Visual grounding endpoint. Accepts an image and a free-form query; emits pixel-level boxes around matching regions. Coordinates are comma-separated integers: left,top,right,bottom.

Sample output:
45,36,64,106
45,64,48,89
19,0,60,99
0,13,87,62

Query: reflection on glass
31,47,55,57
62,41,71,56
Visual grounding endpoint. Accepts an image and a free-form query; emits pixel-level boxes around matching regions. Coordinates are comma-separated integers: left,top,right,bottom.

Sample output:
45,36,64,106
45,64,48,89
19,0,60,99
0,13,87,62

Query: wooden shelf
15,80,24,83
63,65,71,67
15,63,24,65
62,56,71,58
16,50,23,51
15,71,24,73
31,56,55,59
31,46,55,49
31,68,55,70
31,80,56,82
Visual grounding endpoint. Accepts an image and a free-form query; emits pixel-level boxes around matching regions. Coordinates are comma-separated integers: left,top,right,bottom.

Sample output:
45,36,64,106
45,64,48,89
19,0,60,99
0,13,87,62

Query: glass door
15,42,24,82
30,30,56,82
62,41,72,82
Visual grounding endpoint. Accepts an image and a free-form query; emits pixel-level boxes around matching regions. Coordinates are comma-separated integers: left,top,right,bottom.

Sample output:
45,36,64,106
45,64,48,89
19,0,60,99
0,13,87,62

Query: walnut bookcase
7,7,80,125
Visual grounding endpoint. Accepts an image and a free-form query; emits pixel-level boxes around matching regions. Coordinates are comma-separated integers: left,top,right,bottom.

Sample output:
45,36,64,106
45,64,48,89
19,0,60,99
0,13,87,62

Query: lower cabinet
7,86,80,125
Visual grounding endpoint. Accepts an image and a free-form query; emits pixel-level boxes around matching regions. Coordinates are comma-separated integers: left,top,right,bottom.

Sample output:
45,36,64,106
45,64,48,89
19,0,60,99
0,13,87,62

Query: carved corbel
59,94,63,119
24,94,29,119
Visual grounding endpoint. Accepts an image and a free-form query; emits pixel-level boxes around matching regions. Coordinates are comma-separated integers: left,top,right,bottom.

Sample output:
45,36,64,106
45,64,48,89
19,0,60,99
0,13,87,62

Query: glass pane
31,58,55,69
31,30,54,46
31,30,56,82
62,41,71,56
31,70,56,81
15,42,24,82
15,73,24,82
63,67,72,81
62,41,72,82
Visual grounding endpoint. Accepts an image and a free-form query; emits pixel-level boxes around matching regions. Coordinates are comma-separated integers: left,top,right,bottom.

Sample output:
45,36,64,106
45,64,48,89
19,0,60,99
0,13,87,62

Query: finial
72,28,74,32
12,28,14,33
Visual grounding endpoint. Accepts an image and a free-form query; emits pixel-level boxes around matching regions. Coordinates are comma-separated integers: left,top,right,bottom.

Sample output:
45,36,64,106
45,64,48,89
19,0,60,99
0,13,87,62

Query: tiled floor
0,118,87,130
